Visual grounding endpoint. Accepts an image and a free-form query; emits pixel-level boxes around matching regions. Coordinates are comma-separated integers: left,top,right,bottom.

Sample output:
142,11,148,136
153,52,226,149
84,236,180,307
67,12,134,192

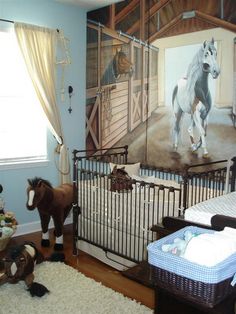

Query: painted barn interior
87,0,236,168
0,0,236,313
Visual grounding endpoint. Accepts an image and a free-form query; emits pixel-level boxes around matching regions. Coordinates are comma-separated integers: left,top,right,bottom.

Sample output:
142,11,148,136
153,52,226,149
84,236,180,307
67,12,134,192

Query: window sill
0,158,50,171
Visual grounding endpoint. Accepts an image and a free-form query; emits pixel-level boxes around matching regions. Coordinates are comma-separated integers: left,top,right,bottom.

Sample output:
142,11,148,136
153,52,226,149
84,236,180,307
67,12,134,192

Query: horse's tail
172,85,178,107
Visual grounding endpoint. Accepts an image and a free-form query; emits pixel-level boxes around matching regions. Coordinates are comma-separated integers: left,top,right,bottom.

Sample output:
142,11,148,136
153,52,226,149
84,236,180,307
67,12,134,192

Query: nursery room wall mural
86,0,236,170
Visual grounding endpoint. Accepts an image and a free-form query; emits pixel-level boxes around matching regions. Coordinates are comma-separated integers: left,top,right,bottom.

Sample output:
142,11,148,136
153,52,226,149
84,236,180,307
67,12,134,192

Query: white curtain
14,22,70,184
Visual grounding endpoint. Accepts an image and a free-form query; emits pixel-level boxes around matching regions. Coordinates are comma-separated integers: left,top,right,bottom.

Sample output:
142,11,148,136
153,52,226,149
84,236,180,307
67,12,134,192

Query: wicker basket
150,265,234,308
147,226,236,308
0,227,16,251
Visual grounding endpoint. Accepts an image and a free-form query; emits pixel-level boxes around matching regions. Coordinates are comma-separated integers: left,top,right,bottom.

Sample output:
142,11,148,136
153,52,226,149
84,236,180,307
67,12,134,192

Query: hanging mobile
68,85,73,113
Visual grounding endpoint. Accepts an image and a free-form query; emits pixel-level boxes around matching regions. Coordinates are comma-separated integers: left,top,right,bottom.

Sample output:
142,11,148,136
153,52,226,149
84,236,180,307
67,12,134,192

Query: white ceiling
56,0,123,11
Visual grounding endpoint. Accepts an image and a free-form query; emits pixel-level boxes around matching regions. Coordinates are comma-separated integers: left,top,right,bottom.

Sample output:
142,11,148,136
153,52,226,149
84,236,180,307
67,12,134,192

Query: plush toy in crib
110,166,133,192
0,242,65,297
161,230,197,257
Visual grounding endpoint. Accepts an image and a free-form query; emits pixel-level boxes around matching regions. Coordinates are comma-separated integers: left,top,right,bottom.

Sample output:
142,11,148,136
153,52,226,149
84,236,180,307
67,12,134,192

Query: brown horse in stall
102,48,133,85
112,49,134,80
26,177,73,250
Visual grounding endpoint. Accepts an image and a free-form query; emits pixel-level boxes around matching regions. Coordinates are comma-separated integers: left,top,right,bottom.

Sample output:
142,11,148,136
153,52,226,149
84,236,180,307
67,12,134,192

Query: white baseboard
13,216,72,237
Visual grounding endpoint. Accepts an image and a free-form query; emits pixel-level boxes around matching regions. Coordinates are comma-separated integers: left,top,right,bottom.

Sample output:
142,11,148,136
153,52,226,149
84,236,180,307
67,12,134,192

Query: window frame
0,24,48,169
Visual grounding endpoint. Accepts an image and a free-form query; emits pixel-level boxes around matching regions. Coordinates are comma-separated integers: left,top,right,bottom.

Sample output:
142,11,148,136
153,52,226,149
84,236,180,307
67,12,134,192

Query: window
0,26,47,167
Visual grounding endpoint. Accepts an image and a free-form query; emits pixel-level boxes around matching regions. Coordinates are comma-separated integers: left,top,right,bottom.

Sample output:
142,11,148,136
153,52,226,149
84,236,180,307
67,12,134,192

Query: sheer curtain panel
14,22,70,183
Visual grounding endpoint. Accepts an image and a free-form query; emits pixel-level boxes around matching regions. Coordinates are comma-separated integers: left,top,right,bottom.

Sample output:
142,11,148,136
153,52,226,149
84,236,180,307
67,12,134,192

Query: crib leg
72,205,80,256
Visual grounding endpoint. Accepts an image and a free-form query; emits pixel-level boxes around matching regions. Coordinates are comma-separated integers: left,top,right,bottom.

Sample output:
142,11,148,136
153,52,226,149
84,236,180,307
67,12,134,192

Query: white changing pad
184,191,236,225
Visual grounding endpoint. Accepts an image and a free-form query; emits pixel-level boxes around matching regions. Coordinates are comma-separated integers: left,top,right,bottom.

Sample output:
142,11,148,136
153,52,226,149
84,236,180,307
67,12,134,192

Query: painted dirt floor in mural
114,106,236,170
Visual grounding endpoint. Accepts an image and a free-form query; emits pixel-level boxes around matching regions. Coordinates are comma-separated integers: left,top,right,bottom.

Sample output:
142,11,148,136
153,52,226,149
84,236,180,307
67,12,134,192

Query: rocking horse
26,177,73,250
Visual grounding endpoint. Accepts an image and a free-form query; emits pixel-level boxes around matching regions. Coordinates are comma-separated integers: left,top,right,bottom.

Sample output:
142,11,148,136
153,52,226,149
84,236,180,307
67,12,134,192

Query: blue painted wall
0,0,86,226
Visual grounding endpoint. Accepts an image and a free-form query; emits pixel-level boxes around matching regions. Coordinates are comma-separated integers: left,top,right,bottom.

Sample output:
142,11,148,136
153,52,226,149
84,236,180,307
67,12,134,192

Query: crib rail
72,145,236,263
72,145,129,255
73,145,128,174
75,169,181,263
182,157,236,209
140,157,236,210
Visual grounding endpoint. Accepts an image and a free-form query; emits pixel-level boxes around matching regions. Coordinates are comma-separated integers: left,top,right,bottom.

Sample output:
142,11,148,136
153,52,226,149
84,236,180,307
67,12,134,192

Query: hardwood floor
0,224,155,310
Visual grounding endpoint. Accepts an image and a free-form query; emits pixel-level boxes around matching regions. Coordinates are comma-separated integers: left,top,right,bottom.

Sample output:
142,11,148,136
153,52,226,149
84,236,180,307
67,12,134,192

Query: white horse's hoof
173,144,178,151
203,153,210,159
191,144,198,152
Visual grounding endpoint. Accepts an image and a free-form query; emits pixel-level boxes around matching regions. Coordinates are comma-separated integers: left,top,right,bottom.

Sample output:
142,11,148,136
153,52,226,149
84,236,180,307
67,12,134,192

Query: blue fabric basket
147,226,236,307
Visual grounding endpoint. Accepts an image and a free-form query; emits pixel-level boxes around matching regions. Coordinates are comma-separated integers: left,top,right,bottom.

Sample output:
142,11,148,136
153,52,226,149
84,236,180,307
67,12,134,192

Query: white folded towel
183,227,236,266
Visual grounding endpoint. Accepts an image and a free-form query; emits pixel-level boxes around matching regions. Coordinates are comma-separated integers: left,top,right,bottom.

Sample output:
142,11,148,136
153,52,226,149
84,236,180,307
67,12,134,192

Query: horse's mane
186,45,204,93
28,177,52,188
185,40,216,104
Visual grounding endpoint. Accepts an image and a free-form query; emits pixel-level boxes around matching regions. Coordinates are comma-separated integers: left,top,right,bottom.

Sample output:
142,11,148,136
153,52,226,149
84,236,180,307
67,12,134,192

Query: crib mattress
184,191,236,225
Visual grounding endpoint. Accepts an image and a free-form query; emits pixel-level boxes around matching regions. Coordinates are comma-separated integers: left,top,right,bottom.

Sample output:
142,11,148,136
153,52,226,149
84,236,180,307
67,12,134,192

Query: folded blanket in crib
183,227,236,266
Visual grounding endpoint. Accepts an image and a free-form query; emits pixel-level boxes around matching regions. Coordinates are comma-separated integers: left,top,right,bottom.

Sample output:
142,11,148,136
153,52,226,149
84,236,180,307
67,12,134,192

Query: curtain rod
0,18,14,24
0,18,60,32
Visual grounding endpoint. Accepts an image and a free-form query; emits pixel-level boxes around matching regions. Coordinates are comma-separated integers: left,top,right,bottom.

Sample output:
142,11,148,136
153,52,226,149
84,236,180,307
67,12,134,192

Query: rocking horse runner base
26,177,73,251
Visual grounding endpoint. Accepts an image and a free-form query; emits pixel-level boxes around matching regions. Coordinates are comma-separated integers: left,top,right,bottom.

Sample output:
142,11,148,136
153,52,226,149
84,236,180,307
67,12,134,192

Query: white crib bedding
184,191,236,225
77,175,180,269
78,176,181,231
78,174,219,231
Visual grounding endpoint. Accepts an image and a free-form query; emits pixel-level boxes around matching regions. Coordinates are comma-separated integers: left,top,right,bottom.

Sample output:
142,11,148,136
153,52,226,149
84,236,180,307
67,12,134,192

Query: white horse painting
172,38,220,158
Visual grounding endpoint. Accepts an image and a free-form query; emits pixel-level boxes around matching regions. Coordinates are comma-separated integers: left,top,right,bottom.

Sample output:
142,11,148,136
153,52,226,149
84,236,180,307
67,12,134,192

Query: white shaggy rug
0,262,152,314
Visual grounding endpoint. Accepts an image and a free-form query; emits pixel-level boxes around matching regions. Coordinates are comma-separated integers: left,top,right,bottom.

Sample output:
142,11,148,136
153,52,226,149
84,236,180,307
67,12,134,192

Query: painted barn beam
148,9,236,43
115,0,139,25
148,12,182,42
195,10,236,33
126,0,171,37
109,4,115,29
140,0,145,41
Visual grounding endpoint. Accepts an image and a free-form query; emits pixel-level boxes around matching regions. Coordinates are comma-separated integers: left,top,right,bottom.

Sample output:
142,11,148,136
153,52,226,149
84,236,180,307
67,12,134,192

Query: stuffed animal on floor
0,242,65,297
26,177,73,251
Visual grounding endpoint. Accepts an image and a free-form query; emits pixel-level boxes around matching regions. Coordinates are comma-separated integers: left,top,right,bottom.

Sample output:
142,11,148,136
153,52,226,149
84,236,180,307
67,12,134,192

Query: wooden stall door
86,25,101,151
100,30,130,148
86,22,159,151
129,43,142,131
86,24,132,151
148,48,159,114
